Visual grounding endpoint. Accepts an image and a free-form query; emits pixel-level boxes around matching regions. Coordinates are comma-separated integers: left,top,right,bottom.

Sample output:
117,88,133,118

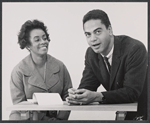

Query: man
66,9,148,120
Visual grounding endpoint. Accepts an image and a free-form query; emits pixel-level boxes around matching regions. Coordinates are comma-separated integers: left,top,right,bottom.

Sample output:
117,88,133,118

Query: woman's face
28,29,49,56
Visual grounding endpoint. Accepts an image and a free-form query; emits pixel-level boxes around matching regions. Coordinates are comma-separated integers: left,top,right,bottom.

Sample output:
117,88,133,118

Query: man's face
83,19,113,56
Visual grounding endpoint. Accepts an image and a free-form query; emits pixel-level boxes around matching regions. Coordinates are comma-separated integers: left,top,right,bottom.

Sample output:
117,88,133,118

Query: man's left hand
66,89,100,105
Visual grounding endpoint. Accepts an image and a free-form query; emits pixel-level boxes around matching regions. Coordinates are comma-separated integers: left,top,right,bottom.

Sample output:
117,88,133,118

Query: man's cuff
99,96,107,104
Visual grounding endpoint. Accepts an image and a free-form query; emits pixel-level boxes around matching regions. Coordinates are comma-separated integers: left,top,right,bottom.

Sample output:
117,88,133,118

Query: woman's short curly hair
18,19,50,49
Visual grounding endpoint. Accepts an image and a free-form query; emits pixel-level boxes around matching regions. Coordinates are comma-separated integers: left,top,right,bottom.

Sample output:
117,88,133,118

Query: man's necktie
103,57,111,73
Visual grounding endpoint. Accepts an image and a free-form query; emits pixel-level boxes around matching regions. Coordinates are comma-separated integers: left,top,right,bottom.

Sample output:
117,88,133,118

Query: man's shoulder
115,35,146,51
86,47,97,56
86,47,96,54
85,47,99,61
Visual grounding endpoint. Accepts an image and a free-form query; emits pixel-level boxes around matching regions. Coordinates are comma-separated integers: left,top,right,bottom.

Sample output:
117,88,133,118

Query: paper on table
32,93,63,105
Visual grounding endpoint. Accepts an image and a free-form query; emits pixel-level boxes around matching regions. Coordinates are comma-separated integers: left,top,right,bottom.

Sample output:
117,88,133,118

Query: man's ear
108,25,113,35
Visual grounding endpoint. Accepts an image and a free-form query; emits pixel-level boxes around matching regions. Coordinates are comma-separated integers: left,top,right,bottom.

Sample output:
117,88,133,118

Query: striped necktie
103,56,111,73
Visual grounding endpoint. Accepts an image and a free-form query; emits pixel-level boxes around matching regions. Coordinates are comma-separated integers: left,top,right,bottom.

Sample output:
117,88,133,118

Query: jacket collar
98,35,121,90
19,54,60,90
19,54,59,76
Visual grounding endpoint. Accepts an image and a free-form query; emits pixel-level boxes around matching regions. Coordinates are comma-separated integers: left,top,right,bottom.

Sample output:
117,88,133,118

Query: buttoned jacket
10,54,72,120
79,35,147,104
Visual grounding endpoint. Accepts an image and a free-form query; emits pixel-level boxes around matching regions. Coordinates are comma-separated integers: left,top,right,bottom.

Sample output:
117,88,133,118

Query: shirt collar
101,44,114,58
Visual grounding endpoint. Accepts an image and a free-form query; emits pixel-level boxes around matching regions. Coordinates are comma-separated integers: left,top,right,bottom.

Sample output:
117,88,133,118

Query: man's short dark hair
83,9,111,29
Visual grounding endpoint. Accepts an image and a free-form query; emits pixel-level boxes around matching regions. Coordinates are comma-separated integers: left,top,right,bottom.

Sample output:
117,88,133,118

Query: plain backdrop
2,2,147,120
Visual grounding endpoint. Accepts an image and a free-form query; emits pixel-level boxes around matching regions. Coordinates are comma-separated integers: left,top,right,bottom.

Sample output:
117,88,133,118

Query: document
29,93,63,105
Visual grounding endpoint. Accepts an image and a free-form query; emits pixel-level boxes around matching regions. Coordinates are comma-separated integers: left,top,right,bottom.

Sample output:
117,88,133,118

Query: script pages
28,93,63,105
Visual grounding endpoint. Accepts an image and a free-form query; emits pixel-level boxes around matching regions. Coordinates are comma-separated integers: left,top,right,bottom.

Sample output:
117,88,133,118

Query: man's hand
66,88,103,105
66,88,81,105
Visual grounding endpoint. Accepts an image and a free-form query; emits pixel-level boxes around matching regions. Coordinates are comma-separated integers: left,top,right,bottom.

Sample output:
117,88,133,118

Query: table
7,101,137,111
7,101,137,120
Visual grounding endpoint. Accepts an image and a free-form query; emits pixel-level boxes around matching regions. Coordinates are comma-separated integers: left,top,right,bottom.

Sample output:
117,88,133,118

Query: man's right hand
66,88,82,105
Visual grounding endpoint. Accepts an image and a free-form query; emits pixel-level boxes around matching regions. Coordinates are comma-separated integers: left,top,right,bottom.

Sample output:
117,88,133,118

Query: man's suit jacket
79,35,147,104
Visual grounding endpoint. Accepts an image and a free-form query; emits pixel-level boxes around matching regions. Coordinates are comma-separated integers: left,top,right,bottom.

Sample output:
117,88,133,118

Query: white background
2,2,147,120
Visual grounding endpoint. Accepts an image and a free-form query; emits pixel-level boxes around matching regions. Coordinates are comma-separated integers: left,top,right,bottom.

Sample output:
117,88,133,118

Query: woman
9,19,72,120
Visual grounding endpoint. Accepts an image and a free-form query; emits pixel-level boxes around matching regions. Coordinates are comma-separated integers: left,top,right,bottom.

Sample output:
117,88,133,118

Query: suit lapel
109,36,121,90
45,55,60,90
28,69,47,90
21,55,47,90
20,54,60,91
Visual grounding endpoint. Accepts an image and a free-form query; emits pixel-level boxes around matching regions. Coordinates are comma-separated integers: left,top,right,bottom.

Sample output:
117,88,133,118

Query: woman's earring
26,47,30,51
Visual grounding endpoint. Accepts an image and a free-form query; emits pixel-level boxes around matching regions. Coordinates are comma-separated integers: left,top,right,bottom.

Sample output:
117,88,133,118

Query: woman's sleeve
61,64,73,100
57,64,73,120
10,66,26,104
9,66,28,120
9,66,46,120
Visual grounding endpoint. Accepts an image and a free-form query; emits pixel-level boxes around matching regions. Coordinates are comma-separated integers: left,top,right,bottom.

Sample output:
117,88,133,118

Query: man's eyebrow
84,27,102,34
84,32,90,34
93,27,102,32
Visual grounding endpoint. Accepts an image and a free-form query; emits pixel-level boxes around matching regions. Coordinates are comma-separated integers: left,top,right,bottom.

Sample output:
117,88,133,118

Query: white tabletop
7,101,137,111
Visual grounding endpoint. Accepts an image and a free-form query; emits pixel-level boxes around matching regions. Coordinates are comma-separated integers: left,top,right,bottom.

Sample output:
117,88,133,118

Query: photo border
0,0,149,123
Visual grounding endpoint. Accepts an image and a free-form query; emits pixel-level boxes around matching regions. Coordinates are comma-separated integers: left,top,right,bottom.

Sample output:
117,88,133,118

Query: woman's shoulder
47,54,68,73
47,54,64,66
11,55,31,74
